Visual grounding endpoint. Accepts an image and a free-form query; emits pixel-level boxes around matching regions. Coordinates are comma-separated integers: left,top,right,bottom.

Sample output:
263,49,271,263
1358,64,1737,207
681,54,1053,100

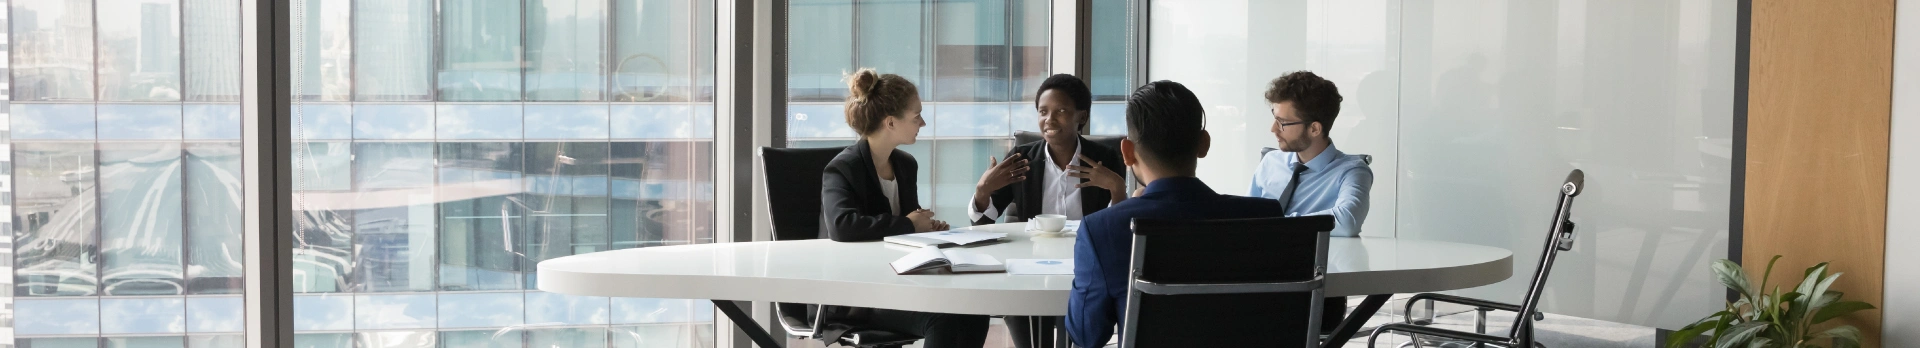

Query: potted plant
1666,255,1875,348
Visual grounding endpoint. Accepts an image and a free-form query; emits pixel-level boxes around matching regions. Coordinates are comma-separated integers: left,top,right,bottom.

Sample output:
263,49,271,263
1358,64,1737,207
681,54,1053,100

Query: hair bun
847,68,881,99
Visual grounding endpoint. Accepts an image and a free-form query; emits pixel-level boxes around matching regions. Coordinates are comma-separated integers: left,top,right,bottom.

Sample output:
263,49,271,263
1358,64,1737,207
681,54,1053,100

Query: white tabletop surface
537,223,1513,316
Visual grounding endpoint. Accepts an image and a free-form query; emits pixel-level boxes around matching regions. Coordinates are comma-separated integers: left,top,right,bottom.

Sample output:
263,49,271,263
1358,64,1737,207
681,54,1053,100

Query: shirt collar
1040,137,1083,169
1138,176,1219,202
1293,142,1345,172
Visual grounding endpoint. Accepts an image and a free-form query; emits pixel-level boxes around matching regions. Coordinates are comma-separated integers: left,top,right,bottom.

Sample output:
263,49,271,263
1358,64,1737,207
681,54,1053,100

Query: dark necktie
1279,162,1307,212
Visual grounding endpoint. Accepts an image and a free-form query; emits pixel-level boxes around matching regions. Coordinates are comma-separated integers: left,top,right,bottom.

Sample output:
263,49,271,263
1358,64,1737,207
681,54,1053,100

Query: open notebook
883,230,1009,248
889,246,1005,274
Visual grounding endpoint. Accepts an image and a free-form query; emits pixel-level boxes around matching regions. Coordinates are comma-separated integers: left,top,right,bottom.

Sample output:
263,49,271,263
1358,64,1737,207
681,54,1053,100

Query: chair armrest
774,302,815,337
1368,323,1511,348
1403,293,1542,324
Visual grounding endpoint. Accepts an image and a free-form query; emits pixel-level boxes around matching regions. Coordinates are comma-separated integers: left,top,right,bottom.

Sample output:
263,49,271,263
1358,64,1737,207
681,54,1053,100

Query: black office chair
1119,215,1336,348
1367,169,1585,348
758,146,921,348
1260,146,1372,165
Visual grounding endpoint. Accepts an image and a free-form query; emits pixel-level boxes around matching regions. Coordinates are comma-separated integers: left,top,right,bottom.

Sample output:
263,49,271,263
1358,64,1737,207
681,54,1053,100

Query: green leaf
1742,337,1770,348
1816,326,1864,348
1667,313,1732,348
1805,272,1841,312
1714,322,1768,348
1812,301,1876,324
1794,263,1829,297
1714,260,1754,297
1757,255,1782,298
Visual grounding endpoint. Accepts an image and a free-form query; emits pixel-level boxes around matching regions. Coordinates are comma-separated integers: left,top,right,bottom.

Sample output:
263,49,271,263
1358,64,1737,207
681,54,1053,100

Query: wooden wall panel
1746,0,1892,346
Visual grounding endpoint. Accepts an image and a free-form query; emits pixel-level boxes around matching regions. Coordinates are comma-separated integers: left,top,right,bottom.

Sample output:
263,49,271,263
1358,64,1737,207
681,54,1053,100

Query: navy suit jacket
1064,176,1285,347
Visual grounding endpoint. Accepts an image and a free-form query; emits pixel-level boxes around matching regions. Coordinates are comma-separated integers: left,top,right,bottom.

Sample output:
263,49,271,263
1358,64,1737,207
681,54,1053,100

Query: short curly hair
1264,71,1343,139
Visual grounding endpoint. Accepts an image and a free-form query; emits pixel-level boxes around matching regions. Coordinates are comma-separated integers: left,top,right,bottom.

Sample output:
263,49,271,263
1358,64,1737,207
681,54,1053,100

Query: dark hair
845,68,919,136
1034,74,1092,111
1263,71,1343,139
1125,80,1207,171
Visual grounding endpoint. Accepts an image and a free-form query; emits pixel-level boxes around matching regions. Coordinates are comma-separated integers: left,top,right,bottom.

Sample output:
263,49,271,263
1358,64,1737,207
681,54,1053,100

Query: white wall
1150,0,1736,329
1883,0,1919,345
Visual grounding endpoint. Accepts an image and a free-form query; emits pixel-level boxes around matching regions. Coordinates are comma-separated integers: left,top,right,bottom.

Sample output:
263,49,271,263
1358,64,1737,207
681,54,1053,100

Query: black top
971,136,1128,226
820,138,922,242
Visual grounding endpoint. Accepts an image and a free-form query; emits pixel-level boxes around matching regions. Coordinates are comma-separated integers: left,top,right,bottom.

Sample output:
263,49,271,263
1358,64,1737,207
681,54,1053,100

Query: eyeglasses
1277,121,1307,128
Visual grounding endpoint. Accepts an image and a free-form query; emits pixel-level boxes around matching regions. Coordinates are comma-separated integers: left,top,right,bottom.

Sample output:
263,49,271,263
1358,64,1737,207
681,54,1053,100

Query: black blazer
820,138,922,242
971,136,1127,226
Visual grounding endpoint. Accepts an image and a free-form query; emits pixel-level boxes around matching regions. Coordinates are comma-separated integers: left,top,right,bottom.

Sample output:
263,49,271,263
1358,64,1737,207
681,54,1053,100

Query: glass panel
293,0,353,101
610,105,692,139
522,142,610,282
19,338,102,348
294,333,354,348
441,330,525,348
14,142,100,296
525,291,610,326
294,295,354,331
99,142,186,296
784,103,856,140
185,0,242,101
527,328,607,348
100,298,188,334
355,294,438,329
11,104,98,140
354,0,434,101
98,104,185,140
437,142,526,291
524,105,610,139
612,0,693,102
437,292,527,328
1010,0,1049,102
97,0,183,102
931,139,1012,220
187,335,246,348
934,0,1008,102
187,296,246,332
1088,0,1129,100
610,298,712,325
15,298,102,335
105,337,185,348
525,0,609,101
353,104,435,139
856,0,926,101
1088,102,1126,136
610,325,711,348
437,104,525,139
184,104,243,140
12,0,97,101
352,142,436,292
356,331,437,348
786,0,852,101
185,142,246,294
609,142,707,249
294,104,354,140
932,103,1009,137
440,0,524,101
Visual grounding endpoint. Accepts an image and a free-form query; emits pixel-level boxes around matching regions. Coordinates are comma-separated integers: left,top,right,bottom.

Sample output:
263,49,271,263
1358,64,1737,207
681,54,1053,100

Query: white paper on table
1005,259,1074,275
902,230,1008,245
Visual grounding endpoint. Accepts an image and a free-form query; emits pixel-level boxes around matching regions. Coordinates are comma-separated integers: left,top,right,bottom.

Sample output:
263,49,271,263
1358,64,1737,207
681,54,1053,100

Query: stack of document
890,246,1005,274
883,230,1009,248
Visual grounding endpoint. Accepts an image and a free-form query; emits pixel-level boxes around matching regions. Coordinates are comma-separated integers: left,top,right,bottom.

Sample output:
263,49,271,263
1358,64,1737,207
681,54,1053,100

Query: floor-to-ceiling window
6,0,250,346
786,0,1052,222
287,0,718,346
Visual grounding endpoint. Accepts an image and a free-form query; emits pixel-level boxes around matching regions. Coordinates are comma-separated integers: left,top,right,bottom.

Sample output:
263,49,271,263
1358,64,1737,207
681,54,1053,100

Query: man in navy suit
1064,81,1288,347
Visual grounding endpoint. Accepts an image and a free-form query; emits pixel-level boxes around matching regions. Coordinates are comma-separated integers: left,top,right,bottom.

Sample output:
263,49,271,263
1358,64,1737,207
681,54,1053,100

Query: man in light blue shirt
1249,71,1373,238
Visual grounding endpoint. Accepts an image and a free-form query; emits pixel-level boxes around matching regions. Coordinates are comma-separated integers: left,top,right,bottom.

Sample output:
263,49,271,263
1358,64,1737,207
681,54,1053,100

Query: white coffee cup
1033,214,1067,233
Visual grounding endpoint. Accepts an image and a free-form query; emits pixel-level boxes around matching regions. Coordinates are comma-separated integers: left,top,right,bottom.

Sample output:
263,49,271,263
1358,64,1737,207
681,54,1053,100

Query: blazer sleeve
821,164,914,242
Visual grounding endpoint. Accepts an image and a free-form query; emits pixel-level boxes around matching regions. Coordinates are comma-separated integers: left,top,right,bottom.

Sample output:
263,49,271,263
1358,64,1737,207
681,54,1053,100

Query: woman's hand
1070,154,1126,193
908,209,940,232
975,154,1029,195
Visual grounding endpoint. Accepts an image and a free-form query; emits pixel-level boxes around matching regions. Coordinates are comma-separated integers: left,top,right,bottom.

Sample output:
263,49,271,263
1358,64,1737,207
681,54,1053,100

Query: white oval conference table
538,223,1513,348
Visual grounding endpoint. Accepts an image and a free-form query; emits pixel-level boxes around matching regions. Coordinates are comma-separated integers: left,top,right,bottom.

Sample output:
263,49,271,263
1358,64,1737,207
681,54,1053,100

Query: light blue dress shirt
1249,143,1374,237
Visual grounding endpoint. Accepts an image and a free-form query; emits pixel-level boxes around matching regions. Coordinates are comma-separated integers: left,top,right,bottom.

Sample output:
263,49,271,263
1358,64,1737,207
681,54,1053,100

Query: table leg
1052,316,1069,348
1322,294,1391,348
712,300,784,348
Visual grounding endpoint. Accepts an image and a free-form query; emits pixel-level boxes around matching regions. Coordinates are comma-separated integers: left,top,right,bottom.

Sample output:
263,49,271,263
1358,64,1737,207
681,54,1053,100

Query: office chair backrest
1013,131,1125,154
758,146,848,242
1260,147,1373,165
1506,169,1585,342
1122,216,1335,348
